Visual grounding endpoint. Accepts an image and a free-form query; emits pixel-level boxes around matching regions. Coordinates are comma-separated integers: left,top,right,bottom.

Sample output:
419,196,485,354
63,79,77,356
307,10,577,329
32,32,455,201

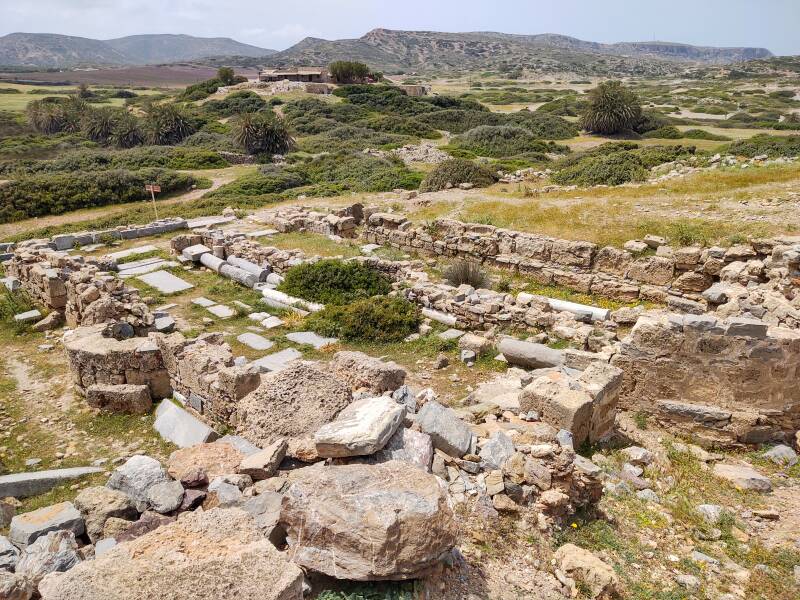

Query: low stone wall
610,312,800,447
363,215,800,312
251,205,363,238
63,325,170,400
151,331,261,427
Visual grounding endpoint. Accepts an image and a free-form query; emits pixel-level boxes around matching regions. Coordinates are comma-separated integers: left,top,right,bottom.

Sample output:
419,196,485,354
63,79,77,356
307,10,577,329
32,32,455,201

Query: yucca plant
26,99,64,134
144,103,195,145
580,81,642,135
232,111,294,155
82,107,118,144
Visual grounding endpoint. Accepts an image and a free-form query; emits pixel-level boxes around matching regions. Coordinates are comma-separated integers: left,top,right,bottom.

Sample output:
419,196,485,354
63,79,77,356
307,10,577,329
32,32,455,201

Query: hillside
269,28,773,76
0,32,275,67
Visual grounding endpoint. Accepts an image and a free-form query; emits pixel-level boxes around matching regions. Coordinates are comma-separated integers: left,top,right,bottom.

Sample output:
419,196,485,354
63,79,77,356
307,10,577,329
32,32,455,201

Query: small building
259,67,329,83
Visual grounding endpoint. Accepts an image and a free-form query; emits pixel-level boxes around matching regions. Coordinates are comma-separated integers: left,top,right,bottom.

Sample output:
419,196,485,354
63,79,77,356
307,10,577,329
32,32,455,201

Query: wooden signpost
145,184,161,220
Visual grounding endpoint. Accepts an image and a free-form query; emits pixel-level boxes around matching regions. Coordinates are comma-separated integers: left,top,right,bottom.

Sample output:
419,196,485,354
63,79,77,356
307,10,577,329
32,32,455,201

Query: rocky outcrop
38,508,304,600
280,461,456,581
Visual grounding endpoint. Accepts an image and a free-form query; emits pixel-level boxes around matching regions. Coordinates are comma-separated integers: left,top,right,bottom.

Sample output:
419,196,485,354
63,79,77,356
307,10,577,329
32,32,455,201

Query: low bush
682,129,731,141
279,259,391,305
355,115,441,139
208,168,306,197
415,109,499,134
306,295,420,342
501,111,579,139
727,134,800,158
291,152,423,194
419,158,496,192
202,91,268,117
452,125,568,158
297,125,411,153
551,152,649,186
641,125,683,139
0,168,196,223
444,260,489,288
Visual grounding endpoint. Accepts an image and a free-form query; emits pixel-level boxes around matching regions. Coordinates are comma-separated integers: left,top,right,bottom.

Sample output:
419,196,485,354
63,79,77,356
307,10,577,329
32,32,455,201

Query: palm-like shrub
82,107,118,144
232,112,293,155
580,81,642,135
26,100,65,134
111,112,144,148
144,104,196,145
444,260,489,289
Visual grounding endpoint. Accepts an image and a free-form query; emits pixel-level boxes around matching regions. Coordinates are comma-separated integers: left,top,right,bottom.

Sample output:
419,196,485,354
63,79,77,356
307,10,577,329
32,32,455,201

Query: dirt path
0,166,244,240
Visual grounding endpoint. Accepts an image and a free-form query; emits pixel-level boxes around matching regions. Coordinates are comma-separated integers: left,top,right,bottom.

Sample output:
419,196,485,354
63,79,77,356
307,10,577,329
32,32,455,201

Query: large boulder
166,443,243,486
415,401,473,458
712,463,772,492
280,461,456,581
237,362,352,460
328,351,406,393
14,530,81,589
0,572,33,600
74,487,137,543
106,455,170,512
314,397,405,458
519,376,593,446
38,508,304,600
9,502,85,548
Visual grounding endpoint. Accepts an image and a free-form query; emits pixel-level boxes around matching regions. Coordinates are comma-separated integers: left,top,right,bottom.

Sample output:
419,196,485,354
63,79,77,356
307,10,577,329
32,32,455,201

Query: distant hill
269,29,773,76
0,32,275,67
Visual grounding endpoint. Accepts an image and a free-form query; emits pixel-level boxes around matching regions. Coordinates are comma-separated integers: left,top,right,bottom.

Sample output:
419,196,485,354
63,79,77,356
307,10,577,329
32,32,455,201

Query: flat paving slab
191,297,217,307
261,316,285,329
186,215,236,229
14,309,41,323
236,332,274,351
107,244,158,261
438,328,465,341
286,331,338,349
119,259,178,277
206,304,235,319
137,270,194,294
246,229,278,238
154,400,218,448
251,348,303,373
0,466,103,498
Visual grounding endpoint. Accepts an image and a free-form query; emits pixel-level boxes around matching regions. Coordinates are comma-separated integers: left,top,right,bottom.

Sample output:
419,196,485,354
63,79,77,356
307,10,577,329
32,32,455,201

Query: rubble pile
250,204,364,238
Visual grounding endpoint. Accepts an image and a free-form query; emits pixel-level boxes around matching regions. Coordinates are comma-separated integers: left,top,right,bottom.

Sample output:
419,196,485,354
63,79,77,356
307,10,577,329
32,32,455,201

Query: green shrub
356,115,441,139
419,158,496,192
444,260,489,288
306,295,420,342
0,168,196,223
727,134,800,158
297,124,410,153
203,91,268,117
231,112,293,155
551,152,648,186
291,152,422,194
208,168,306,197
682,129,731,141
279,259,391,305
641,125,683,139
452,125,567,158
502,111,579,139
415,109,499,134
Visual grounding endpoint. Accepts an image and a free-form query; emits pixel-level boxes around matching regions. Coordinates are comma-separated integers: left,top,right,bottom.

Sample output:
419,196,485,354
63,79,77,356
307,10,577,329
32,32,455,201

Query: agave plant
26,99,65,134
110,112,144,148
232,111,294,155
580,81,642,135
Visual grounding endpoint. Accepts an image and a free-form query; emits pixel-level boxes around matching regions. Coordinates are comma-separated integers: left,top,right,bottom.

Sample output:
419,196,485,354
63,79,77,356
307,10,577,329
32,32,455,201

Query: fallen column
498,338,564,369
199,253,226,273
226,255,270,282
548,298,610,322
219,263,258,288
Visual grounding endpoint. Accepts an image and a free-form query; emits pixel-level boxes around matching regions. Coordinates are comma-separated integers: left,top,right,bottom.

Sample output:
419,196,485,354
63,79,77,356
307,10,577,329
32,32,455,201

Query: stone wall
250,205,363,238
363,215,800,312
63,325,171,400
610,312,800,447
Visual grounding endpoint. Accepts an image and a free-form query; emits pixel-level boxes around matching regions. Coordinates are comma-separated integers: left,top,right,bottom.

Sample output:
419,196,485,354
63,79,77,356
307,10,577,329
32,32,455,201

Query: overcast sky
2,0,798,55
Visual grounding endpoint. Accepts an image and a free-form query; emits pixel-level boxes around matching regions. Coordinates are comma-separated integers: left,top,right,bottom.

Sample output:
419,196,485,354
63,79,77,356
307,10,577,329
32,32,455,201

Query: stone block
86,384,152,414
315,397,405,458
9,502,84,548
497,338,563,369
519,377,593,446
153,400,219,448
415,401,473,458
0,467,103,499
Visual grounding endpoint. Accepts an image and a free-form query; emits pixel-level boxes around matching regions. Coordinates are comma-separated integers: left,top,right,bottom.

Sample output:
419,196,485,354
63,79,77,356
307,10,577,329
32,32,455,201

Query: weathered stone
370,427,434,472
416,401,473,458
763,444,798,466
38,509,304,600
14,530,81,588
280,461,456,581
137,270,194,294
86,383,152,414
497,338,563,369
0,535,20,571
237,362,352,458
146,481,184,514
0,571,34,600
328,351,406,393
237,439,287,480
251,348,303,373
206,479,243,508
479,431,515,470
713,463,772,492
154,400,219,448
315,397,405,458
286,331,338,349
555,543,618,599
0,467,103,499
9,502,85,548
115,512,175,543
519,377,593,446
74,487,137,543
167,443,243,485
106,455,170,512
236,333,274,351
620,446,654,467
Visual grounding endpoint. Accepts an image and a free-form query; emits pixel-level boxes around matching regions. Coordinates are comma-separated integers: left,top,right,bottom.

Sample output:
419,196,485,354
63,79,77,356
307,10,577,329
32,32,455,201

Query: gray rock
215,435,261,456
713,463,772,492
74,487,137,543
391,385,417,413
0,571,33,599
636,489,660,503
620,446,654,466
13,310,42,323
0,467,103,499
9,502,85,548
15,531,81,587
725,317,768,339
416,401,473,458
236,333,274,351
146,481,184,514
286,331,338,350
438,329,465,341
315,397,405,458
497,338,563,369
690,550,719,567
702,282,732,304
153,400,219,448
371,427,434,472
460,349,477,365
556,429,574,449
763,444,798,467
106,455,170,512
238,438,287,480
251,348,303,373
479,432,515,470
696,504,724,525
181,244,211,261
242,492,283,545
676,573,700,591
94,538,117,557
0,536,20,572
208,479,243,508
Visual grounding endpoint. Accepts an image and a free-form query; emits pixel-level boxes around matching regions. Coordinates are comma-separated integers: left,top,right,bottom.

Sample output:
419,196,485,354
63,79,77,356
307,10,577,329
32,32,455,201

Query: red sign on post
145,184,161,193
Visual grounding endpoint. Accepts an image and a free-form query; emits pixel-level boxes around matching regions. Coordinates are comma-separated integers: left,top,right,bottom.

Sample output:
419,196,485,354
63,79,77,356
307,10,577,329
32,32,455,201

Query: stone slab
236,333,274,351
206,304,235,319
119,259,179,278
9,502,84,547
261,316,285,329
191,297,216,307
13,310,42,323
0,467,103,499
107,244,158,261
438,328,465,341
181,244,211,261
153,401,218,448
137,270,194,294
186,215,236,229
315,397,405,458
286,331,338,349
251,348,303,373
246,229,278,238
